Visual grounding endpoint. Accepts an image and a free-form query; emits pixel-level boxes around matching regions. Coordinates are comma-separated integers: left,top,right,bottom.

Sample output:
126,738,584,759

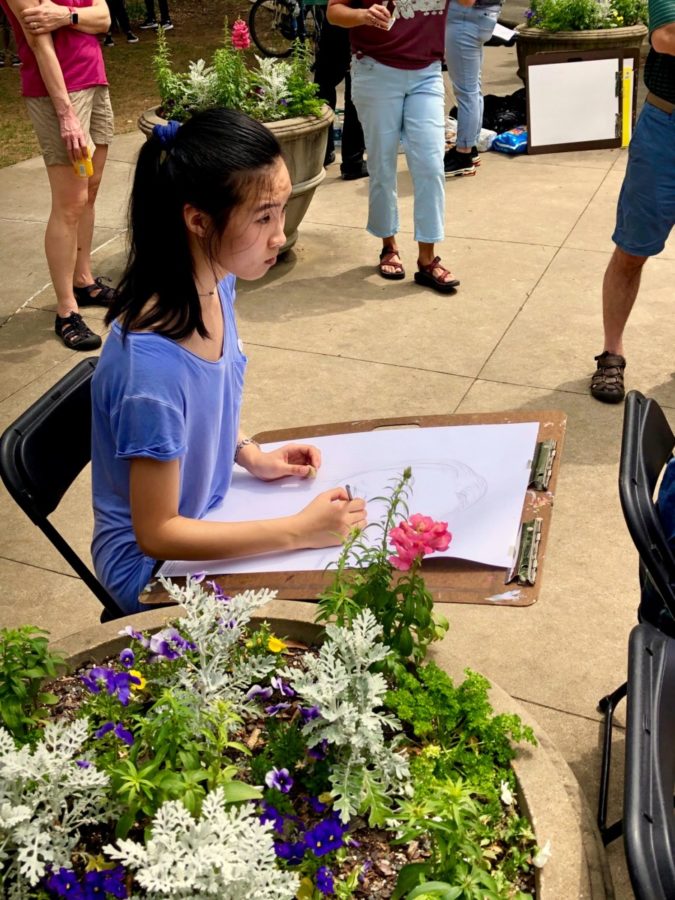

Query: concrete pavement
1,45,674,898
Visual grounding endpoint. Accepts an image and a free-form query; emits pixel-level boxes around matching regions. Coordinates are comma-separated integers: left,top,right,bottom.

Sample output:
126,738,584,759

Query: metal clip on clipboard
507,519,543,586
528,439,556,491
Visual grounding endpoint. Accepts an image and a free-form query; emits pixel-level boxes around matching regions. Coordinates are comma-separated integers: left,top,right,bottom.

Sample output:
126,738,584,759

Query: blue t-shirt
90,276,247,614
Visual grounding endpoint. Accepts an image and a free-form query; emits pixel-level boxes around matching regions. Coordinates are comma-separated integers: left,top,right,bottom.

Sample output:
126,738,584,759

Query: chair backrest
623,621,675,900
0,358,121,619
618,390,675,621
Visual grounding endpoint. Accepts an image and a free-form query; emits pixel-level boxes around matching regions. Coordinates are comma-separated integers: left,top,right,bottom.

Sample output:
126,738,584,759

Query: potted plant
0,472,575,900
516,0,648,81
138,22,333,253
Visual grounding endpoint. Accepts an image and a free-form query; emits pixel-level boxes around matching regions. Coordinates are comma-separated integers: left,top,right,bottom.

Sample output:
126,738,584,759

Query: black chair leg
597,680,627,844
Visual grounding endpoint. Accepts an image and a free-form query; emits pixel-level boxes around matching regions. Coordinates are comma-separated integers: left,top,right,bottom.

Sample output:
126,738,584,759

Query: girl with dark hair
91,108,367,615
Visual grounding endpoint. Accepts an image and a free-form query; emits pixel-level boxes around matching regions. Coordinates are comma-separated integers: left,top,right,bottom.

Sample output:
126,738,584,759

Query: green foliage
316,469,449,665
0,626,63,743
152,23,321,123
527,0,646,30
385,664,536,793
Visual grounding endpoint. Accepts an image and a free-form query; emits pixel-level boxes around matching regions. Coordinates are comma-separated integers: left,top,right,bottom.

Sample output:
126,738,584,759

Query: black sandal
55,313,102,351
73,276,117,308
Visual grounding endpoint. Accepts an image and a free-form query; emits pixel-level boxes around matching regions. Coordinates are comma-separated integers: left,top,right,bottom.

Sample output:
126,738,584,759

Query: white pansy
500,779,514,806
533,839,552,868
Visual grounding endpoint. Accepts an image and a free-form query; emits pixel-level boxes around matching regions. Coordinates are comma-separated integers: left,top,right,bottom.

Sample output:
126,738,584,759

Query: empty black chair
597,391,675,900
0,358,122,621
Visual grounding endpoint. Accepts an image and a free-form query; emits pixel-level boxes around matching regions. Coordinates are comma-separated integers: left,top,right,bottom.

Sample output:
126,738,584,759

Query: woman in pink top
1,0,114,350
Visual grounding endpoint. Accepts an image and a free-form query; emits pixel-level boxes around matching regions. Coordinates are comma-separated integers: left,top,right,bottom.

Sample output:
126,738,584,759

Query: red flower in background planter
231,19,251,50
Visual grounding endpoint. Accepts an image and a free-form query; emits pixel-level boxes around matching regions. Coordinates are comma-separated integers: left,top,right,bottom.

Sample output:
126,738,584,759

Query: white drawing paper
159,422,539,578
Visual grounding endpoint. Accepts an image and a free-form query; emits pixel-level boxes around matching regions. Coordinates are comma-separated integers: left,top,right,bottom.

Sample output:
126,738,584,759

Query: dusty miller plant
106,786,299,900
158,577,278,710
0,719,111,895
280,610,410,826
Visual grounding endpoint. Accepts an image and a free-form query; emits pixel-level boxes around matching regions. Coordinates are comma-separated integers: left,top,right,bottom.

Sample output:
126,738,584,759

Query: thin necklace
196,284,218,298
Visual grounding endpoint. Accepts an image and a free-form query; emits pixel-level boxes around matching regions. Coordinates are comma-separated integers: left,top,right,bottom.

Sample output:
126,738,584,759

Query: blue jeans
445,3,500,150
351,55,445,244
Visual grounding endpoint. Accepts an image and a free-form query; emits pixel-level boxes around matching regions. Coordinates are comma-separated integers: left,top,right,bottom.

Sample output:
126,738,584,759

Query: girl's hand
241,442,322,481
362,3,391,27
294,488,367,548
58,108,88,162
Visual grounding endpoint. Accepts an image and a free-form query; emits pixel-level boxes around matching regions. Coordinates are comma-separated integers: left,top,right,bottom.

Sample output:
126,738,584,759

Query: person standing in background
0,0,116,350
314,16,368,180
0,6,21,65
590,0,675,402
139,0,171,31
443,0,501,176
102,0,138,46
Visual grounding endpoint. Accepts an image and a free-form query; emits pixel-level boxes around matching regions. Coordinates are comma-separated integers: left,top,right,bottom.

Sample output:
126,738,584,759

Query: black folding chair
0,358,122,621
597,391,675,900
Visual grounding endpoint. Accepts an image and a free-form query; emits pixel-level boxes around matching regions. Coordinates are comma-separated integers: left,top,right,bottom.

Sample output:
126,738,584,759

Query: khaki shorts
24,85,114,167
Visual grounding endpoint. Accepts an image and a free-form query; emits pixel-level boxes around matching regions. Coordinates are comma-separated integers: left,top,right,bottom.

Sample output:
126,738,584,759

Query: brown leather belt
646,91,675,115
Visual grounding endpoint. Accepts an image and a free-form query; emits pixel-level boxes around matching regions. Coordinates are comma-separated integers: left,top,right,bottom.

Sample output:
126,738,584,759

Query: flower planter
515,23,648,82
53,605,614,900
138,105,332,255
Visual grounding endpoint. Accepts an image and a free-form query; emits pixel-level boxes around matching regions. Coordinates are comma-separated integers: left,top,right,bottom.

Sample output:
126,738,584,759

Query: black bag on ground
450,88,527,134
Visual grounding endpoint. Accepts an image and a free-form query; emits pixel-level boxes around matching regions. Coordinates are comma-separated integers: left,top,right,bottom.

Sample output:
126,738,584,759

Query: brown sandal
378,247,405,280
414,256,460,293
590,352,626,404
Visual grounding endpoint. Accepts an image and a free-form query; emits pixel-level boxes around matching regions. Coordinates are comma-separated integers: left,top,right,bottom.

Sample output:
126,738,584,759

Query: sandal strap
418,256,456,282
379,249,404,271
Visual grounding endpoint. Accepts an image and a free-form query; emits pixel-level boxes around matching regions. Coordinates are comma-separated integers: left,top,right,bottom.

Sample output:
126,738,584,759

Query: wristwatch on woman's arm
69,8,79,24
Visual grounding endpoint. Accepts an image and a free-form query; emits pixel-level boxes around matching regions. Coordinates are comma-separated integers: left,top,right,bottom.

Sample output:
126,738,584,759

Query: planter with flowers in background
516,0,648,81
138,20,332,254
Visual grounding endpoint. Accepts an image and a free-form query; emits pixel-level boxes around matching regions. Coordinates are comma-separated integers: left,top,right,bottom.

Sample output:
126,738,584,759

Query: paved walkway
1,45,673,897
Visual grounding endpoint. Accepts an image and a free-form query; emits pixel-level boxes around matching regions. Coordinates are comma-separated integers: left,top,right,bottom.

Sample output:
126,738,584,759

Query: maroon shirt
349,0,450,70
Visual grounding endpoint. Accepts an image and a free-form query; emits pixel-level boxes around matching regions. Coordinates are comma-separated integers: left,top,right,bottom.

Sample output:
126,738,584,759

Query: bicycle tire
249,0,296,58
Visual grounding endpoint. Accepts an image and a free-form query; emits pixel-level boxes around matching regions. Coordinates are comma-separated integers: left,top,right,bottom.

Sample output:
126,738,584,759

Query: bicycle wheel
249,0,296,58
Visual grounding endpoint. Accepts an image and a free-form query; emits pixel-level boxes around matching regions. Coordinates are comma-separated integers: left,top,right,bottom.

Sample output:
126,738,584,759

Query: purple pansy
265,702,291,716
307,795,328,814
246,684,274,702
119,648,135,669
259,801,285,833
119,625,149,648
308,738,329,761
270,676,295,697
46,867,85,899
83,868,128,899
81,666,115,695
208,579,231,601
305,816,345,857
274,840,307,864
75,759,91,769
300,705,320,722
149,627,195,661
94,721,134,746
265,767,294,793
316,866,335,896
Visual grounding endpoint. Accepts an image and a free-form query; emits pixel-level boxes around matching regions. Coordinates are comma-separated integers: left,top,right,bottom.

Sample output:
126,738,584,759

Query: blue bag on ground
492,126,528,154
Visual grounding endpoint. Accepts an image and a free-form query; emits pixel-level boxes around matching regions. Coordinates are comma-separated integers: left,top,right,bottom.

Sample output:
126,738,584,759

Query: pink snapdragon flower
231,19,251,50
388,513,451,571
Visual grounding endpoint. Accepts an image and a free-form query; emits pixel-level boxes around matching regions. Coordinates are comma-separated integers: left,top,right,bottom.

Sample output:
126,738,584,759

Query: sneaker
0,56,4,68
103,33,114,46
55,313,102,352
126,31,139,42
324,150,336,167
471,145,481,166
139,17,158,28
444,147,476,178
11,55,21,67
159,18,173,29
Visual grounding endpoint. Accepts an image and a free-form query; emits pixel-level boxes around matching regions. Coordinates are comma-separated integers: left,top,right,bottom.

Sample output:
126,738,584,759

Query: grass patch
0,0,247,169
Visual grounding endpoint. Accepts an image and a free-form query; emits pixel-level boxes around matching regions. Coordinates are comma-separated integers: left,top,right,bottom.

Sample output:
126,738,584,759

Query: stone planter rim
52,608,612,900
515,22,647,37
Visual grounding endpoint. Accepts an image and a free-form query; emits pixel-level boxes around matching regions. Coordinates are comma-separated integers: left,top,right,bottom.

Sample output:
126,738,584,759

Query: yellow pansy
267,636,287,653
129,669,147,690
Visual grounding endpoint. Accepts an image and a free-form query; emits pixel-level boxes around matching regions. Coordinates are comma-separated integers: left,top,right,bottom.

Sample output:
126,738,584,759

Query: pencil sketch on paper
160,421,538,578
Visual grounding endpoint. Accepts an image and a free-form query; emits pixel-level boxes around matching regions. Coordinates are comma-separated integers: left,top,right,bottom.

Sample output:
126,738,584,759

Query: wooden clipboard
145,410,566,609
